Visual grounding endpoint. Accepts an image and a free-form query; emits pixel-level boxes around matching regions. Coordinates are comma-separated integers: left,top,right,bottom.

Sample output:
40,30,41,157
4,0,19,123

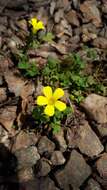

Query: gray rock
85,178,102,190
96,153,107,178
0,125,10,148
0,25,7,33
0,88,7,103
96,153,107,188
105,144,107,152
81,94,107,137
81,94,107,124
35,158,51,177
93,37,107,49
16,167,34,182
12,131,38,152
55,150,91,189
56,0,70,10
54,9,64,24
0,106,17,135
65,10,80,26
0,75,3,85
97,123,107,137
0,16,7,26
102,2,107,14
67,121,104,157
20,177,59,190
53,128,67,152
37,136,55,156
50,1,56,16
80,0,101,27
15,146,40,170
51,151,65,166
6,0,27,9
72,0,80,9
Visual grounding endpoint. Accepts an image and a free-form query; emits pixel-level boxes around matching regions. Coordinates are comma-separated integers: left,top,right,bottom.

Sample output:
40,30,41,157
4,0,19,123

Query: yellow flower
36,86,66,117
29,17,45,34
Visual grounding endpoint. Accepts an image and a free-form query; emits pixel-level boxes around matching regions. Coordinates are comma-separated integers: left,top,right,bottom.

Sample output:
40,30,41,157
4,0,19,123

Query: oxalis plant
17,17,106,133
33,86,72,133
17,17,73,133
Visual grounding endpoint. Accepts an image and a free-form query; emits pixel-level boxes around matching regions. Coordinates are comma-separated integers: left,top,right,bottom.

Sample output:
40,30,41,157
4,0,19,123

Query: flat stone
0,106,17,135
37,136,55,156
81,94,107,136
54,9,64,23
96,153,107,179
17,167,34,182
0,36,2,48
0,88,7,103
0,57,13,73
65,10,80,26
0,75,3,85
50,1,56,16
56,0,70,9
35,158,51,177
0,125,10,148
93,37,107,49
102,2,107,14
19,177,59,190
12,131,38,152
72,0,80,9
97,123,107,137
16,19,28,32
85,178,102,190
4,70,35,98
81,94,107,124
66,121,104,158
80,1,101,27
6,0,27,8
0,25,7,33
51,151,66,166
15,146,40,170
82,25,97,42
105,144,107,152
55,150,91,189
53,128,67,152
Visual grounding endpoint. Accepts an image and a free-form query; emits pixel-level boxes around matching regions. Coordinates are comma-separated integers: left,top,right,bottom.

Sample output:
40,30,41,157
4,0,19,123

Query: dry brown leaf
51,42,67,54
4,70,26,97
4,70,35,99
0,57,13,73
0,106,17,135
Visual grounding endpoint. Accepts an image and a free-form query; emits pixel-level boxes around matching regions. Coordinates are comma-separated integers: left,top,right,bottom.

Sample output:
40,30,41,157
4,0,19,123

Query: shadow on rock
0,143,19,190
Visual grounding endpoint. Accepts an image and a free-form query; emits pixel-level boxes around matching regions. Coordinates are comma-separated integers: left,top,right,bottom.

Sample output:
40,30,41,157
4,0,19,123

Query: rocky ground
0,0,107,190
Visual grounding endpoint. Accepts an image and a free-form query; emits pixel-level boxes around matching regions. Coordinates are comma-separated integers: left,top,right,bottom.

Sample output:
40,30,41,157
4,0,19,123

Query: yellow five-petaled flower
29,17,45,34
36,86,66,117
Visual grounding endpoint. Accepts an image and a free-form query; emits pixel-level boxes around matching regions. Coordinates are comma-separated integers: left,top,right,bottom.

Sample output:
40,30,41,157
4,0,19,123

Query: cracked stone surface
55,150,91,189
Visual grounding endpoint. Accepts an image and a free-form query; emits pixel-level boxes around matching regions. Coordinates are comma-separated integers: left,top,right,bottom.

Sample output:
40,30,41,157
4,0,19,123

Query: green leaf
25,62,39,77
42,32,55,43
18,60,30,69
47,56,60,69
51,122,61,134
63,106,73,115
32,107,50,125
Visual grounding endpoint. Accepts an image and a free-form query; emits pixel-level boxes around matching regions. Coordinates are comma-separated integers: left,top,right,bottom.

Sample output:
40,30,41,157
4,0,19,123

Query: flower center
48,97,55,105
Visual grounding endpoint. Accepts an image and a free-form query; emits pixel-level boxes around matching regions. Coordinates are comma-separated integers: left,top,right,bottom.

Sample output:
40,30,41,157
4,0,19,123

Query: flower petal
29,18,37,26
36,96,48,106
43,86,52,98
44,105,54,116
37,21,45,30
53,88,64,100
55,100,66,111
